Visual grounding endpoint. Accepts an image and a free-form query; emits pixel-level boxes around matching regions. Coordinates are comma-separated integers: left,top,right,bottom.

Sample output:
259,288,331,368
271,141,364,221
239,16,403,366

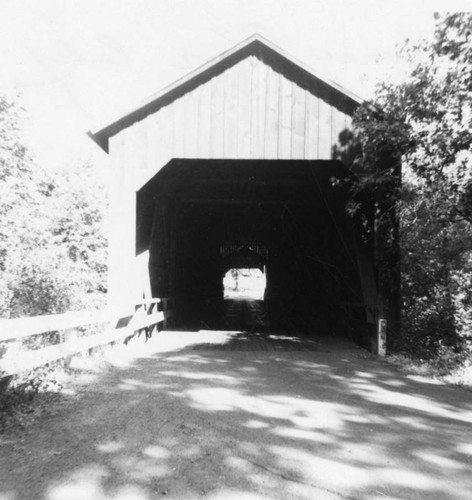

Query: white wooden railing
0,298,176,377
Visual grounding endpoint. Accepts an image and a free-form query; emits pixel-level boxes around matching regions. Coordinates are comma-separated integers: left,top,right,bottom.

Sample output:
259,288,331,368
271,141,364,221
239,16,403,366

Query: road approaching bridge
1,316,471,500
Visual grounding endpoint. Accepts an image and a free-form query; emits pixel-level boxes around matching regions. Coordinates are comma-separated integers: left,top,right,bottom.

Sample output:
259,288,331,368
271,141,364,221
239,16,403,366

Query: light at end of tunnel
223,268,266,300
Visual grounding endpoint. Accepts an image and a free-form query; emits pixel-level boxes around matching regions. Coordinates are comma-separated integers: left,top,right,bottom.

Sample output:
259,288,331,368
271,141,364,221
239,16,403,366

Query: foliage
0,96,36,316
0,94,108,318
387,352,472,388
0,364,64,432
0,95,108,424
340,13,472,361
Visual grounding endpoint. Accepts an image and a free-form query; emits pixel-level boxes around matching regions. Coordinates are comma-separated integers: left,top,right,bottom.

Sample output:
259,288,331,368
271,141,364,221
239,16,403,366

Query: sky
0,0,470,171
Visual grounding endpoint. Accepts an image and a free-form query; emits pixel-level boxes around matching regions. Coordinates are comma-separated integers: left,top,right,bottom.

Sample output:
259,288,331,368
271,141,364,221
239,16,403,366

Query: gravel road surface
1,305,472,499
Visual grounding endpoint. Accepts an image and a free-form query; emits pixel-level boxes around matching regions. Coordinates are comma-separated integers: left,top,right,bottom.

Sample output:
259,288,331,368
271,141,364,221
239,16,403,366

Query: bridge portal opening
223,268,266,300
137,159,373,343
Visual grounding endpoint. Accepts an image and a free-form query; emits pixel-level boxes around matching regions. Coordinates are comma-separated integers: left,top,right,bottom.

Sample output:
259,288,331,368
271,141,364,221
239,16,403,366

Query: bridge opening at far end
223,268,266,300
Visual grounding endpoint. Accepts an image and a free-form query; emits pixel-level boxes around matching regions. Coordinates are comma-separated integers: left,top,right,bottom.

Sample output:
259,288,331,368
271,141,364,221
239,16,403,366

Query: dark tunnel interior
137,159,372,342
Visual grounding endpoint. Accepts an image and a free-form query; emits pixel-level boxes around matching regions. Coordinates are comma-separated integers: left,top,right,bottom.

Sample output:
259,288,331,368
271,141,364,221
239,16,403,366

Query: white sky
0,0,470,170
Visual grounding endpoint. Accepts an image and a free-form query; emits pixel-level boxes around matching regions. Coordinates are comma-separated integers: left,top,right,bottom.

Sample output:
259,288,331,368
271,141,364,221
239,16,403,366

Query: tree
0,95,37,316
0,94,107,318
343,13,472,358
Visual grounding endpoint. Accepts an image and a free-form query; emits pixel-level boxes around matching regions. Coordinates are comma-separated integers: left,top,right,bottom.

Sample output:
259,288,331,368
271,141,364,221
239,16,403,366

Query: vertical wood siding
107,55,355,308
112,56,353,190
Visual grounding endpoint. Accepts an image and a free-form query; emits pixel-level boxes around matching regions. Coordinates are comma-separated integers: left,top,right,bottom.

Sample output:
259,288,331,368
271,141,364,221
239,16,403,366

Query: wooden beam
0,310,116,342
0,303,176,377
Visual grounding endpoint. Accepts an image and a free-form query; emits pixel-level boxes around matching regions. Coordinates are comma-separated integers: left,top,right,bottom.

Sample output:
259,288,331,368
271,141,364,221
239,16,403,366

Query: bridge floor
176,298,352,339
1,325,472,499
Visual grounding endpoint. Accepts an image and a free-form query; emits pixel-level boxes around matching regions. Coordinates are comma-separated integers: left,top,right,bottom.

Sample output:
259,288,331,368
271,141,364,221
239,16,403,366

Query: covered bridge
88,34,398,350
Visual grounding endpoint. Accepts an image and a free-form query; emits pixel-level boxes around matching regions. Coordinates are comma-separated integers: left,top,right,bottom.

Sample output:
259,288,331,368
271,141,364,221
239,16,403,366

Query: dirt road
1,327,472,500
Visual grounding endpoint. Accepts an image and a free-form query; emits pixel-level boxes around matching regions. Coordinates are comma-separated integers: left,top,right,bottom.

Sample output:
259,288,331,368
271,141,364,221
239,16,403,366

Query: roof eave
86,130,108,153
87,34,366,153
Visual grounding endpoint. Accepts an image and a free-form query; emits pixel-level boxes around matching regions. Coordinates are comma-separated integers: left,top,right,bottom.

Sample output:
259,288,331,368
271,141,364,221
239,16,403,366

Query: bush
348,14,472,366
0,94,107,318
0,364,64,432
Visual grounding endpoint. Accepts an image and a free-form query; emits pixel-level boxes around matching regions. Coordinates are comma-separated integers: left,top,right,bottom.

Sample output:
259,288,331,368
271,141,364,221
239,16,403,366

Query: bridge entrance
89,35,400,350
137,159,369,341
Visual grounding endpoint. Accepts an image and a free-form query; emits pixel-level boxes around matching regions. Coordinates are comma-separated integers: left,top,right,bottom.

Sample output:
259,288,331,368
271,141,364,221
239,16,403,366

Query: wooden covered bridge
1,35,400,376
88,34,397,349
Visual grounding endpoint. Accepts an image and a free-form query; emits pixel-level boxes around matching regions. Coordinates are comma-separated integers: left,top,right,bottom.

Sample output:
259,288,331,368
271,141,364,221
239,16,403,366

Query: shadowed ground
1,301,472,499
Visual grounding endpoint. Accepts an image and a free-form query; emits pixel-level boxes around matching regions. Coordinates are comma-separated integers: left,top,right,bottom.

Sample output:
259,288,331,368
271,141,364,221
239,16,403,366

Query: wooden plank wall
107,55,353,308
110,56,353,191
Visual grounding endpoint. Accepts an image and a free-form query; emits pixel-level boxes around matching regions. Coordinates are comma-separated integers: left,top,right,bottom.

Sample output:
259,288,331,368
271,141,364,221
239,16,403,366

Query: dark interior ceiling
137,159,355,251
139,158,353,202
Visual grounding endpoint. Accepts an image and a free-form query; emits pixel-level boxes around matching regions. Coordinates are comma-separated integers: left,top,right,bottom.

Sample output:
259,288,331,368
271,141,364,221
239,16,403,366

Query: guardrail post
63,328,77,367
377,318,387,356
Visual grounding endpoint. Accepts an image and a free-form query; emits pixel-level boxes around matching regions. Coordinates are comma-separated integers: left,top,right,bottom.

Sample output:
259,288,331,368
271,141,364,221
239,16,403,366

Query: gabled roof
88,34,365,152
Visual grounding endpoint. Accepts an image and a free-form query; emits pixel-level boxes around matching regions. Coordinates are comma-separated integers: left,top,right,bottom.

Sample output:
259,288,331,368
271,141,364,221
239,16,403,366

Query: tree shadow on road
1,332,472,500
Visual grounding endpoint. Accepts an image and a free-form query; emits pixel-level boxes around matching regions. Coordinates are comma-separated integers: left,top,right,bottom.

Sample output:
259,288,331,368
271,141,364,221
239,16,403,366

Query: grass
386,353,472,390
0,364,68,433
0,334,150,433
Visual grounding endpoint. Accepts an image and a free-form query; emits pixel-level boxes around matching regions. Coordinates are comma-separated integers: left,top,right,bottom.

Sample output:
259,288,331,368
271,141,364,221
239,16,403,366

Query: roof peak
88,34,364,152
